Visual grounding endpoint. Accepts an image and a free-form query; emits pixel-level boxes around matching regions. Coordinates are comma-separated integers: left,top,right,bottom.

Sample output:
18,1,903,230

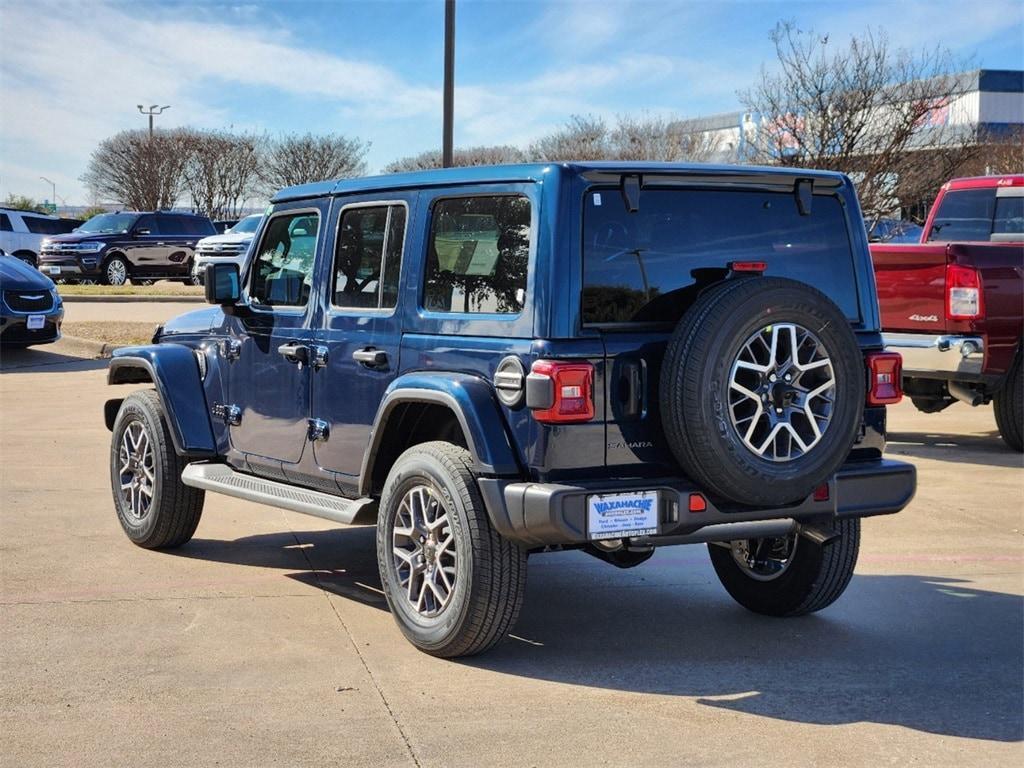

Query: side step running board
181,462,377,525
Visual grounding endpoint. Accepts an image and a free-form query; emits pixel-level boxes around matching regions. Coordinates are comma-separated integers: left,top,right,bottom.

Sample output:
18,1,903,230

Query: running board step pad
181,462,376,525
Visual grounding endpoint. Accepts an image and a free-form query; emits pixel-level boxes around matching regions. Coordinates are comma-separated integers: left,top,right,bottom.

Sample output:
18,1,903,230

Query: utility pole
39,176,56,213
442,0,455,168
137,104,171,137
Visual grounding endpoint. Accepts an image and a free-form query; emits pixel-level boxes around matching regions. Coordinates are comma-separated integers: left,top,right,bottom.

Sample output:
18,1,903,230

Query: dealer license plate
27,314,45,330
587,490,659,540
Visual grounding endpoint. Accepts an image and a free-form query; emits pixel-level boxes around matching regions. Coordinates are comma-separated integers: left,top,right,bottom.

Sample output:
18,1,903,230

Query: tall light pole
442,0,455,168
137,104,171,137
40,176,56,213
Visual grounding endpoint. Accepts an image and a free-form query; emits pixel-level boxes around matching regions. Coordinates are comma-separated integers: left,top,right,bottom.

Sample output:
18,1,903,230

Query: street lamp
442,0,455,168
40,176,56,213
137,104,171,137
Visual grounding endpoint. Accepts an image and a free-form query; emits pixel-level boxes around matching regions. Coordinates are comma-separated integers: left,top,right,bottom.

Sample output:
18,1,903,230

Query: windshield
582,186,860,324
228,215,262,235
77,213,139,235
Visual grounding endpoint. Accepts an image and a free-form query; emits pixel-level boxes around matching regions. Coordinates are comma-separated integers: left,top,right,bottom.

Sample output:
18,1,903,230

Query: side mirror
205,263,241,306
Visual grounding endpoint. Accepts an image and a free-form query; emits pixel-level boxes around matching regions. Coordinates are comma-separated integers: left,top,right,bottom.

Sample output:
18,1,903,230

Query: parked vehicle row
103,162,915,658
871,175,1024,451
0,252,64,347
191,214,263,284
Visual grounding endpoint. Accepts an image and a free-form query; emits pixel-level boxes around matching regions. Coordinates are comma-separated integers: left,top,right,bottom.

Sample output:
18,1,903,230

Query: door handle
156,242,166,246
352,347,388,368
277,343,309,364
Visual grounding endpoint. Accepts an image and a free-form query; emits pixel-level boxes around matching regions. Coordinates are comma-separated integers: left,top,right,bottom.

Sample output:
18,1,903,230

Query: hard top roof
271,162,849,203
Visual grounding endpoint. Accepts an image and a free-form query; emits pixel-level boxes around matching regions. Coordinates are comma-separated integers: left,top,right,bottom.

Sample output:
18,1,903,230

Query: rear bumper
884,332,984,377
478,458,916,548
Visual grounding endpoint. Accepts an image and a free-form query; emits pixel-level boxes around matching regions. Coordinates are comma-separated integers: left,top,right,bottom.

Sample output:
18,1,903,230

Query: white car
0,208,81,267
191,214,262,283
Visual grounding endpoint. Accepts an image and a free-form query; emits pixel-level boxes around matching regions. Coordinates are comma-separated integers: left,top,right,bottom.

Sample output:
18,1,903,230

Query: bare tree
739,22,978,217
81,129,191,210
182,130,262,219
383,145,525,173
259,133,369,193
528,115,609,161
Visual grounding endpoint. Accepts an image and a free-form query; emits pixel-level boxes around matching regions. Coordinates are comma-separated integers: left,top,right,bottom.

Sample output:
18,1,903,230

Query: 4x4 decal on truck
908,314,940,323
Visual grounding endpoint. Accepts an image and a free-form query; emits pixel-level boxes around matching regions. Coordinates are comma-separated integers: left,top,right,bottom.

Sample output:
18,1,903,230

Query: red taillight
688,493,707,513
946,264,984,321
528,360,595,423
730,261,767,273
813,483,830,502
866,352,903,405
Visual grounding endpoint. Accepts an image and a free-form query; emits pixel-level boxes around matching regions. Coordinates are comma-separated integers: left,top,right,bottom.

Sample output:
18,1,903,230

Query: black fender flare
358,371,521,497
106,344,216,458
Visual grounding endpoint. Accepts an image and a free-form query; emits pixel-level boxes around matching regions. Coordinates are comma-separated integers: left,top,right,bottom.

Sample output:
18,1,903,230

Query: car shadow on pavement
173,528,1022,743
887,430,1022,468
0,346,107,374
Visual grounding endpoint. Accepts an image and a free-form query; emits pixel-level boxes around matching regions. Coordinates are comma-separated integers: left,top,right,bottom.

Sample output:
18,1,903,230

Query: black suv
103,163,916,657
39,211,216,285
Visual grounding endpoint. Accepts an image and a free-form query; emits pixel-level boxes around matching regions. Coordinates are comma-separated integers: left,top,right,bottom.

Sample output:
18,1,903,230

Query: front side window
424,196,530,314
134,215,159,235
333,204,406,309
249,211,320,307
156,215,185,235
928,189,996,242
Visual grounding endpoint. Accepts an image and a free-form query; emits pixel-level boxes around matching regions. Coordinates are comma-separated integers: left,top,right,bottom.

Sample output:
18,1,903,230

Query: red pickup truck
871,175,1024,451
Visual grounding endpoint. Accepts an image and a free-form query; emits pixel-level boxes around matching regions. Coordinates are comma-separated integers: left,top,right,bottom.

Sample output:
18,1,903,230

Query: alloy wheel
117,420,156,520
390,484,458,618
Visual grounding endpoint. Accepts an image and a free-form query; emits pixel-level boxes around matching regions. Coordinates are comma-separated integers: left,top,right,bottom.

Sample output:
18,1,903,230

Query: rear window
993,196,1024,235
582,187,860,324
928,189,996,242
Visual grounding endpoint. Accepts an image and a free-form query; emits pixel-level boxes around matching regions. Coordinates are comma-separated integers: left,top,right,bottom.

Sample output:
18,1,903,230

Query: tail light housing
526,360,595,423
866,352,903,405
946,264,984,321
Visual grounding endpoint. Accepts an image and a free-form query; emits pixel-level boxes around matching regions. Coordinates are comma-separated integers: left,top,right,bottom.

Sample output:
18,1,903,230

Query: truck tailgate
870,243,949,333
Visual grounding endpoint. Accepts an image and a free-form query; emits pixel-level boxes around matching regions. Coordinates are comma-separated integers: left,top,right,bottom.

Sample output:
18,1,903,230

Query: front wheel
708,518,860,616
103,256,129,286
109,390,204,548
376,442,527,657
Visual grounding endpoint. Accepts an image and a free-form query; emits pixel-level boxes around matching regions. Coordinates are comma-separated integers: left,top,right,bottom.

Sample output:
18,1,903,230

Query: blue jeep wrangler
105,163,916,657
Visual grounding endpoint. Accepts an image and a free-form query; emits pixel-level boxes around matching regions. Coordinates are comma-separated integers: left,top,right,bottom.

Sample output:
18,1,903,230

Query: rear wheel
708,518,860,616
994,354,1023,452
376,442,527,657
109,390,204,548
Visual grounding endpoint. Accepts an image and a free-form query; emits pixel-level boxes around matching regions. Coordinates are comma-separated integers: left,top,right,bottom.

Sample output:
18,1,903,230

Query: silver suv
191,214,262,283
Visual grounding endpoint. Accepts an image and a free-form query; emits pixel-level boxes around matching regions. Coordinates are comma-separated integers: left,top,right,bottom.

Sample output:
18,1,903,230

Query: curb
60,295,205,303
58,335,123,359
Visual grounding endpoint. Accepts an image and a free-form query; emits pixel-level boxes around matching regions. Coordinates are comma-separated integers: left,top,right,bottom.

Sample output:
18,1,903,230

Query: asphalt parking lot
1,340,1022,767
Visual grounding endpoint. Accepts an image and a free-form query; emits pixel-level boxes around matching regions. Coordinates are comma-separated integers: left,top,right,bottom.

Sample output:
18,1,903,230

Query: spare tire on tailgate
659,277,864,507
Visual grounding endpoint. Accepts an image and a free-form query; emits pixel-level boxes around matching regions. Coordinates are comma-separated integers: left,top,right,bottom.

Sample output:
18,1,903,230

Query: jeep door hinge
311,345,329,370
220,338,242,361
307,418,330,442
212,403,242,426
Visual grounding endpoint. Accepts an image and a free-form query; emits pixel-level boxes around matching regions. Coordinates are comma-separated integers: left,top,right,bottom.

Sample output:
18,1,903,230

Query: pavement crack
285,522,421,768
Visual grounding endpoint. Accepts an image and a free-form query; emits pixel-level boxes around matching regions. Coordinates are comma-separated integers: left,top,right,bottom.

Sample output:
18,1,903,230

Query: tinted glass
582,187,859,323
229,215,262,234
993,196,1024,235
249,211,319,307
23,216,59,234
134,215,159,235
156,214,185,235
78,213,138,234
332,204,406,310
424,196,530,314
52,219,81,234
0,214,11,232
928,189,995,242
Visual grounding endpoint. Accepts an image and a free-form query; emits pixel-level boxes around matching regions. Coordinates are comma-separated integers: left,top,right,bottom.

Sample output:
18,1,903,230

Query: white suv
191,214,262,283
0,208,81,267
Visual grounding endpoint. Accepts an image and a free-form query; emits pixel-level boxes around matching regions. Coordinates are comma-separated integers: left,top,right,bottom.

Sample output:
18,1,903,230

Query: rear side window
249,211,320,307
928,189,996,242
424,196,530,314
332,204,406,310
993,196,1024,235
0,214,11,232
23,216,58,234
582,187,859,324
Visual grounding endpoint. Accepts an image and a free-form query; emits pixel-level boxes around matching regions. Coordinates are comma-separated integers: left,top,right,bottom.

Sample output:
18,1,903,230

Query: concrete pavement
1,340,1021,767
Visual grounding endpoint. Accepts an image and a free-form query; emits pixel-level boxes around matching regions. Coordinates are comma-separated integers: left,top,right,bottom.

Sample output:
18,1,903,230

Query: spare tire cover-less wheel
659,277,865,507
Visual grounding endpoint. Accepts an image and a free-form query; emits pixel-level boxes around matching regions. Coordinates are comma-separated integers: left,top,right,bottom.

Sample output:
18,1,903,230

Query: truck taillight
527,360,595,423
866,352,903,405
946,264,984,320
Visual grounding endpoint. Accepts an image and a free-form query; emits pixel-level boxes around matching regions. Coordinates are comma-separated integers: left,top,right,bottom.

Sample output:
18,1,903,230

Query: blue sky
2,0,1022,205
